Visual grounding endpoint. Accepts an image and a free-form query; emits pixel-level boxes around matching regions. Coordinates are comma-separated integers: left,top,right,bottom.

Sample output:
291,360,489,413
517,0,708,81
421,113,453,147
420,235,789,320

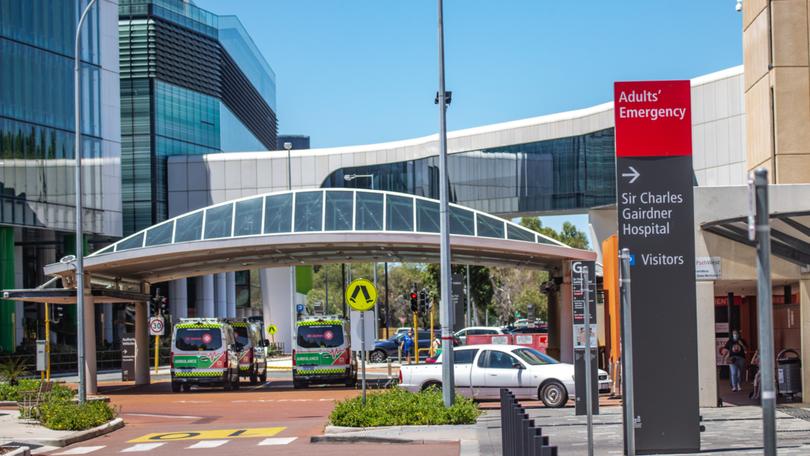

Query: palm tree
0,357,29,386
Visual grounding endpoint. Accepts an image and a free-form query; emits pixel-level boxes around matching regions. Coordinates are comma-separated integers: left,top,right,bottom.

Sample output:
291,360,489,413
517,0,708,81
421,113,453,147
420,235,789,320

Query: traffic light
409,290,418,312
53,305,65,323
419,289,428,314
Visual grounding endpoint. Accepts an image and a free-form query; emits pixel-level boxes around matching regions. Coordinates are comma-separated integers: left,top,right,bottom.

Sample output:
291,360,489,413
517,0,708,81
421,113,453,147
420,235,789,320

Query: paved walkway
481,404,810,455
0,410,73,448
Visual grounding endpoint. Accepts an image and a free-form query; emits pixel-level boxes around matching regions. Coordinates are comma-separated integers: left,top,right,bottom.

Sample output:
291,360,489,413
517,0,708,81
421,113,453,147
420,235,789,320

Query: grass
329,387,480,427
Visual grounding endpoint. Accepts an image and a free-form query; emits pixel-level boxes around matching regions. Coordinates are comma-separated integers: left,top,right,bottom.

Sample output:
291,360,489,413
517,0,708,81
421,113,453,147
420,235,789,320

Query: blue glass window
507,225,536,242
386,195,413,232
294,191,323,232
477,214,504,239
264,194,292,233
234,197,263,236
204,204,233,239
416,200,440,233
174,211,204,243
145,221,174,247
355,192,383,231
325,191,353,231
116,233,144,251
450,207,475,236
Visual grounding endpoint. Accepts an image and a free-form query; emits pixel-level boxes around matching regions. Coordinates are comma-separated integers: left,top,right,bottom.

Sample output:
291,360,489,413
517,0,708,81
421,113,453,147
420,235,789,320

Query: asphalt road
43,372,458,456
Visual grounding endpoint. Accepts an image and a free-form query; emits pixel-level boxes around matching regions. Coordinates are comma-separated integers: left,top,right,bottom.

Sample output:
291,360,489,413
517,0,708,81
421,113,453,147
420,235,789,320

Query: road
43,373,458,456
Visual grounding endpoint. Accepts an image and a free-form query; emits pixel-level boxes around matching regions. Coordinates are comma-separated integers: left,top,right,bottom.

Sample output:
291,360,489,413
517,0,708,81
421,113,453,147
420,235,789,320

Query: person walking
401,330,415,365
721,329,748,392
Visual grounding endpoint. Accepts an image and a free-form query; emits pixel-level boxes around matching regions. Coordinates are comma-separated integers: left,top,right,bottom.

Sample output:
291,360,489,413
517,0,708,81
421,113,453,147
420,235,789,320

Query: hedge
329,387,480,427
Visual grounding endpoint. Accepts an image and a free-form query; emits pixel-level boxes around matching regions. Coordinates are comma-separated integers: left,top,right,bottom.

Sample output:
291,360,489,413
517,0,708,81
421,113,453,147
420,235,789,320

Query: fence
501,388,558,456
466,333,549,352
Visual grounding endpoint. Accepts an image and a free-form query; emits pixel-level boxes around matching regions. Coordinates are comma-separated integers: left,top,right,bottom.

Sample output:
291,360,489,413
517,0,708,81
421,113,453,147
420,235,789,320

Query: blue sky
196,0,743,239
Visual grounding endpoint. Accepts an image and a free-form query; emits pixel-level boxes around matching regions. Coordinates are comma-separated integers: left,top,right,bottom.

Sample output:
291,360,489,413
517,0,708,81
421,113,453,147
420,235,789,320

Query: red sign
614,80,692,157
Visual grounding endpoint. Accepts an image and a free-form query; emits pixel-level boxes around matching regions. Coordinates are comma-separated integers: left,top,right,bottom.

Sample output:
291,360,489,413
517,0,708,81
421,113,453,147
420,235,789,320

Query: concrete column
196,275,215,317
134,299,150,386
260,268,293,352
172,278,188,320
215,273,227,317
696,281,718,407
103,303,114,344
800,275,810,402
226,272,237,318
83,295,97,395
559,262,573,364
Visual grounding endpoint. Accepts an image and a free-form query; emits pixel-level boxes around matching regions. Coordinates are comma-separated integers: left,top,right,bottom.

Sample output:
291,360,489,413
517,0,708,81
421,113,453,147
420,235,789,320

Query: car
398,344,611,408
454,326,505,345
503,324,548,334
170,318,241,392
369,329,437,363
227,319,269,385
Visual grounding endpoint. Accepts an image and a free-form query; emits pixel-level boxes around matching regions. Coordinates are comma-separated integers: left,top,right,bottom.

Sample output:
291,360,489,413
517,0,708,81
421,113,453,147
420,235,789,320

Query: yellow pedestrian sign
267,324,277,335
345,278,377,311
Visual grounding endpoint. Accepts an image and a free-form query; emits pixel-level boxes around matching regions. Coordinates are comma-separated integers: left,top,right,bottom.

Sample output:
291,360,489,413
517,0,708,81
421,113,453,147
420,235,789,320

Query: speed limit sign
149,316,165,336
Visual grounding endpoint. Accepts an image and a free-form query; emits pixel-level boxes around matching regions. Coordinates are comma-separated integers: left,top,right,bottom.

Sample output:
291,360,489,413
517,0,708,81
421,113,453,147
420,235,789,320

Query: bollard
500,388,558,456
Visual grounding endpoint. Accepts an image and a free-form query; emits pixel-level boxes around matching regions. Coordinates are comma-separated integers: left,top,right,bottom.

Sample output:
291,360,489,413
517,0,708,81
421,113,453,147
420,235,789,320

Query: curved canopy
45,190,595,284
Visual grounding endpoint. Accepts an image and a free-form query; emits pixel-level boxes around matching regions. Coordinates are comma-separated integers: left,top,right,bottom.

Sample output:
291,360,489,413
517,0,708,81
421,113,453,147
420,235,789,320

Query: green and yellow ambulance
292,316,357,388
170,318,241,392
226,319,269,384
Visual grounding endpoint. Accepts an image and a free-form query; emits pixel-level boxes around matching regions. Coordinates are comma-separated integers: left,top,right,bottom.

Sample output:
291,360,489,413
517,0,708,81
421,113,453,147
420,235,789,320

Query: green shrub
329,387,480,427
36,400,117,431
0,380,73,402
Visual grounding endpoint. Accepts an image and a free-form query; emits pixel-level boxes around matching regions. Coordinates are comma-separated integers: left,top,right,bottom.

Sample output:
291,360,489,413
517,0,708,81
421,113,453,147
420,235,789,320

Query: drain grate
778,407,810,422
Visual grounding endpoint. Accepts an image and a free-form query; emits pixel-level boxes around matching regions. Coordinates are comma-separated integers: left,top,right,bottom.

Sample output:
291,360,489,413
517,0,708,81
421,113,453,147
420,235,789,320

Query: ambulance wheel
250,369,258,385
171,381,181,393
293,379,307,389
259,370,267,383
182,384,191,392
224,370,234,391
233,372,241,390
344,377,356,388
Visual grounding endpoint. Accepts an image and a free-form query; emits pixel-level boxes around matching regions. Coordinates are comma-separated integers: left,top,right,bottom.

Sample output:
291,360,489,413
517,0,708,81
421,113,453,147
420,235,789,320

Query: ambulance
226,319,269,384
292,316,357,388
170,318,241,392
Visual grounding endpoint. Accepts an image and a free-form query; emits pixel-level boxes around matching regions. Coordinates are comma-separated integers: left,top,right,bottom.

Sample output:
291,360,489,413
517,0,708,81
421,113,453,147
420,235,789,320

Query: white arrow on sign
622,166,640,184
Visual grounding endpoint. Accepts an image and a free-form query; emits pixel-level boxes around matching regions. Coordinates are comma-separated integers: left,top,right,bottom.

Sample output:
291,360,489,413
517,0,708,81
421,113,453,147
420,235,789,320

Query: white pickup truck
399,344,611,408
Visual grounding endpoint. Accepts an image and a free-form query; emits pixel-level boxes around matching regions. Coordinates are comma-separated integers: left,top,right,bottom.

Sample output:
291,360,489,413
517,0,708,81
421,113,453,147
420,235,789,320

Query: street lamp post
436,0,455,407
75,0,98,405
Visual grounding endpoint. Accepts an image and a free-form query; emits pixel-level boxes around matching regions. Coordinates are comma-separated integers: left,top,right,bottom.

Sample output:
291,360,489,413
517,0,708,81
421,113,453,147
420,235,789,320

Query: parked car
454,326,505,345
369,329,437,363
503,324,548,334
399,344,611,407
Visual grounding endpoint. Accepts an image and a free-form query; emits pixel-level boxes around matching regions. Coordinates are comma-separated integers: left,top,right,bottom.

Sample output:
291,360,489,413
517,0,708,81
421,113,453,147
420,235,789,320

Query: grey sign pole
436,0,456,407
583,269,594,456
620,248,636,456
752,170,776,455
360,311,367,405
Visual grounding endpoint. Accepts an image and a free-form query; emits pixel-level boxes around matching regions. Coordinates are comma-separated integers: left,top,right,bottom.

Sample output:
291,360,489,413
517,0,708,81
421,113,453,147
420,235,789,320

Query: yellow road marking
128,427,285,442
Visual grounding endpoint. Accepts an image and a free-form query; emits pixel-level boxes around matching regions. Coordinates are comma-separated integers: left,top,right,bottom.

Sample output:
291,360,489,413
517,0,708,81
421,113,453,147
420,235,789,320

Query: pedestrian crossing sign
345,278,377,311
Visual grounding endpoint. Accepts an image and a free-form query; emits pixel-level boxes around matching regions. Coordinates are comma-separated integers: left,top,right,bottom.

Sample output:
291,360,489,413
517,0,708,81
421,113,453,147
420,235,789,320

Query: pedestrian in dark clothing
721,330,748,392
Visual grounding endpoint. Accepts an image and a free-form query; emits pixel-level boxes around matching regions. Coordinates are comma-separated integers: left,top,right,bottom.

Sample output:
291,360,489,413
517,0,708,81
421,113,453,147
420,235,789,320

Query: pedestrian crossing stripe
56,437,298,454
128,427,285,442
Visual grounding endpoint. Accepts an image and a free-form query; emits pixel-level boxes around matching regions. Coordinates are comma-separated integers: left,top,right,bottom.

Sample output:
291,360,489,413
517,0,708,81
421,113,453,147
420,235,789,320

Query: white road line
125,413,203,419
257,437,297,445
186,440,229,449
121,443,165,452
54,446,106,455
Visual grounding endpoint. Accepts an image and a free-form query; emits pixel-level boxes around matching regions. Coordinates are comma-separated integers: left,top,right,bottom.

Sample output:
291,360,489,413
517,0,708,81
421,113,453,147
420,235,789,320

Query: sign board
615,80,700,453
696,256,721,280
121,337,136,381
267,324,277,335
350,310,376,351
570,260,598,415
149,316,165,336
715,337,729,366
451,273,465,332
36,340,46,371
714,322,729,334
491,335,509,345
296,304,305,313
345,278,377,312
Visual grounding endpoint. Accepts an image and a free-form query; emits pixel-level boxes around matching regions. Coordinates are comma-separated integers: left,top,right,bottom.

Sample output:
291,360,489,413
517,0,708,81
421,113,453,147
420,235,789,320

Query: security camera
735,0,742,12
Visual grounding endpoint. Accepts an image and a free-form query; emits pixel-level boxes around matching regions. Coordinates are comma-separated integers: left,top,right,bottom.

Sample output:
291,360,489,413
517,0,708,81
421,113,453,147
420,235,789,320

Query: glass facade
0,0,114,232
322,128,617,215
119,0,277,234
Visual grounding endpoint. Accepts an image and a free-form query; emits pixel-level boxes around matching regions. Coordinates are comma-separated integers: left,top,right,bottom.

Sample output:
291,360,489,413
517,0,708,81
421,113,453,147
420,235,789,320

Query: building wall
743,0,810,183
168,67,747,217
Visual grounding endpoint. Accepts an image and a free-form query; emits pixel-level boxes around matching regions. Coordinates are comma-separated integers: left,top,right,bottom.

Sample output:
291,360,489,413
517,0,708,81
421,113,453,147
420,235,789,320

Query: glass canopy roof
92,190,567,257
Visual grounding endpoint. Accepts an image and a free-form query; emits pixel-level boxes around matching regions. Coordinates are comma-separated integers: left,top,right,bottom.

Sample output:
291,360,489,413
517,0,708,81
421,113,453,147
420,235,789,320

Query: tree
424,264,493,325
